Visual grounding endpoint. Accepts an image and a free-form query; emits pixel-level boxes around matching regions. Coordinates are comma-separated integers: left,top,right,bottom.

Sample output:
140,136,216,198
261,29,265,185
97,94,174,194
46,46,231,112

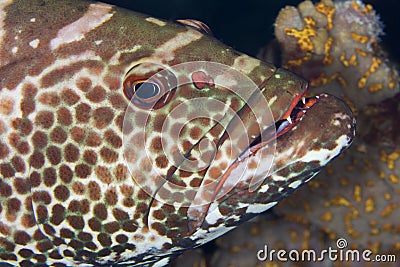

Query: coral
268,0,399,109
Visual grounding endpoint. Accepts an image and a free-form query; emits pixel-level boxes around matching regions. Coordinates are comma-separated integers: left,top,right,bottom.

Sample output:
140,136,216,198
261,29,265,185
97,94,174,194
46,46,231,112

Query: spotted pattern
0,0,355,266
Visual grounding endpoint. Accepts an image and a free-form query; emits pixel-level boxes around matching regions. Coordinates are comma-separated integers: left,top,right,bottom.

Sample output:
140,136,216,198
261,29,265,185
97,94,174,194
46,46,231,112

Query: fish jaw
186,94,355,244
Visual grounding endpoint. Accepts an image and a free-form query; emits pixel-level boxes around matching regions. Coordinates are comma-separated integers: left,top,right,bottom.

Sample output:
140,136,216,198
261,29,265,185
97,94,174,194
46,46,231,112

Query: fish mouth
212,93,356,200
188,93,356,235
236,88,313,161
186,93,322,233
247,95,317,154
212,94,319,198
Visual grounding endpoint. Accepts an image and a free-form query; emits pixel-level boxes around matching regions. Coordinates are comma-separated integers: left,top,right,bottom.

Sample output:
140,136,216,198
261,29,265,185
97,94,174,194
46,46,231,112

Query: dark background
102,0,400,64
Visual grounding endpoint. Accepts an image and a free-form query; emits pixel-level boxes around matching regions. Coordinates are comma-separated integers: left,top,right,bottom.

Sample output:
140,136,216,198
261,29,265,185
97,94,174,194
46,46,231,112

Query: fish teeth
277,120,290,133
302,97,306,104
286,116,292,124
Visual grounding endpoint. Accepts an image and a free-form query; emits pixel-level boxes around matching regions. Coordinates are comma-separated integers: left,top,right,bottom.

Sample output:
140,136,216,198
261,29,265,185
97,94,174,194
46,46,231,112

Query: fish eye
123,63,177,109
133,80,161,99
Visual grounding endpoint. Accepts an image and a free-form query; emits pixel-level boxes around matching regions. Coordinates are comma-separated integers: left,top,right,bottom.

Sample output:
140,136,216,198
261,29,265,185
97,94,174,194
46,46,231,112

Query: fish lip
278,85,309,122
241,89,311,156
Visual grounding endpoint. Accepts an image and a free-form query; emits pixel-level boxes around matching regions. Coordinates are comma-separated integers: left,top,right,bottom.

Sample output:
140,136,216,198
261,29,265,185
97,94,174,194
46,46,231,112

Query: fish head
120,57,355,253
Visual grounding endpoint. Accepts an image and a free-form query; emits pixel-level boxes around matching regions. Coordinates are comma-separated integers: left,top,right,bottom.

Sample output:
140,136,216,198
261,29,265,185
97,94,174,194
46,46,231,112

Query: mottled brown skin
0,0,355,266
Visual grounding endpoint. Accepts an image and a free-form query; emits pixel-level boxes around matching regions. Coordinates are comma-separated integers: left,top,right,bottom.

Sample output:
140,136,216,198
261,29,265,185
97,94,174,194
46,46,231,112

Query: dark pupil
134,82,160,99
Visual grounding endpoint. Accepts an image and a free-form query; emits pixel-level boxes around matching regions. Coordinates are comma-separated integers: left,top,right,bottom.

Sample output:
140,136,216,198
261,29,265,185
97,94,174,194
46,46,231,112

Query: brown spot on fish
57,107,73,126
87,85,106,103
72,182,85,195
14,231,30,245
21,214,36,228
70,127,85,143
0,163,14,178
0,143,9,159
21,98,36,117
13,178,30,194
88,181,101,201
104,129,122,148
123,198,135,208
68,215,84,230
151,222,167,236
75,164,90,178
11,118,33,136
7,198,21,215
153,114,167,132
98,233,112,247
35,205,48,223
29,172,42,188
50,204,65,226
100,147,118,163
29,151,45,169
94,203,108,221
112,208,129,221
114,164,127,181
104,76,121,91
116,234,128,244
64,143,80,162
46,146,62,165
95,166,112,184
104,222,119,234
59,165,73,184
105,188,118,206
32,131,48,149
93,107,114,129
35,111,54,129
11,156,25,173
109,94,127,110
54,185,70,201
86,132,102,147
75,103,91,123
61,88,80,105
83,150,97,165
50,127,67,144
88,218,102,232
0,99,14,115
38,92,61,107
155,155,168,168
43,168,57,187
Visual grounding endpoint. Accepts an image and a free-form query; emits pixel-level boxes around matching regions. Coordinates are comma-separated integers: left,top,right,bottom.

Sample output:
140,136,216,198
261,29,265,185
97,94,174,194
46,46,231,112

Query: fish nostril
191,71,215,90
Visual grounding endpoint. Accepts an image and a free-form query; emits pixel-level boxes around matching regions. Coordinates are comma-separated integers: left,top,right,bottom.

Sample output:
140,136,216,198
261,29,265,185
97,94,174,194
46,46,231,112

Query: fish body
0,1,355,266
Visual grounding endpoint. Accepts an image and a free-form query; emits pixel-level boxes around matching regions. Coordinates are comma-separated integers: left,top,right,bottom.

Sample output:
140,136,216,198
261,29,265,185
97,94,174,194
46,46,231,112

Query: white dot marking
50,3,114,50
29,38,40,48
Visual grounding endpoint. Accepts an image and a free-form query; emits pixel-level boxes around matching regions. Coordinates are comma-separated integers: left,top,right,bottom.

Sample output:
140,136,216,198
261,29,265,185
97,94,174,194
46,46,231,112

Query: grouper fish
0,0,355,266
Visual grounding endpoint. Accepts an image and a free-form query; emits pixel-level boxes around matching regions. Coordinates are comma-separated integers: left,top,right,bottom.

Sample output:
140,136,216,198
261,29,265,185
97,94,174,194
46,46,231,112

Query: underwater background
103,0,399,64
